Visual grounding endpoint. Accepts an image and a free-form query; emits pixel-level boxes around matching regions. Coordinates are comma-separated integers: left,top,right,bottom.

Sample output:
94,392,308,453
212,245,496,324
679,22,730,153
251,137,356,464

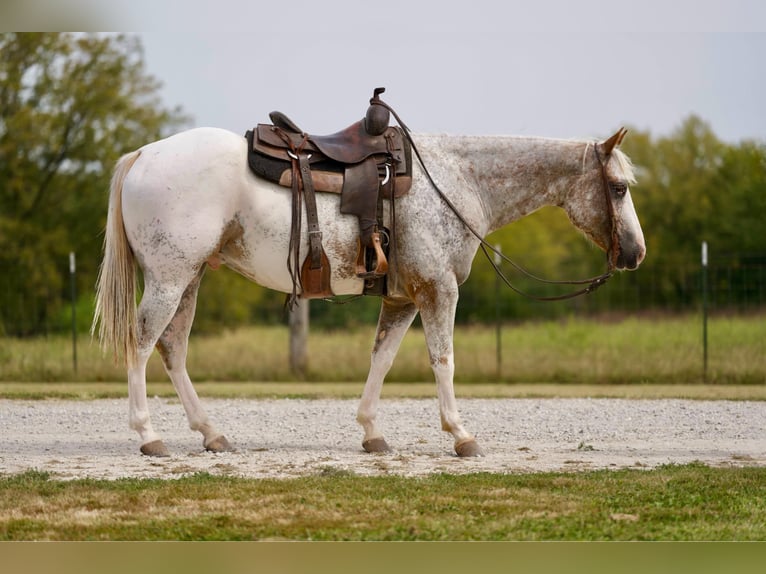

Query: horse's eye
611,182,627,197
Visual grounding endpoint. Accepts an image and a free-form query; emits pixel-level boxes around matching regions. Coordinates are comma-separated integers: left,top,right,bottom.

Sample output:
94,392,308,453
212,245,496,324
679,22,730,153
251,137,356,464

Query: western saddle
245,88,412,303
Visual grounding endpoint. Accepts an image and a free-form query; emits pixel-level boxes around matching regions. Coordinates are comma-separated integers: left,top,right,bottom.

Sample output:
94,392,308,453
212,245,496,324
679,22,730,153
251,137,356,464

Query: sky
5,0,766,143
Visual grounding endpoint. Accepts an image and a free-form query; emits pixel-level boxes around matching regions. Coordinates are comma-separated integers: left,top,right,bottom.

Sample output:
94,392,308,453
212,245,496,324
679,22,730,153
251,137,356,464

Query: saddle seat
269,111,398,165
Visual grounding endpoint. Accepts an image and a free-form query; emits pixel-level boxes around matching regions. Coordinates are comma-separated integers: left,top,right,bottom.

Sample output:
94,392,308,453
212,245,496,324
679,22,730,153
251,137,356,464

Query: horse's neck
445,135,587,233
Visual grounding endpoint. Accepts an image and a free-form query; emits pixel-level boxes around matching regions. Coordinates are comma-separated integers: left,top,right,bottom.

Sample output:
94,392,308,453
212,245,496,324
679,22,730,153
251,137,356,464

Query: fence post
289,299,309,378
69,252,77,374
494,244,502,379
701,241,708,382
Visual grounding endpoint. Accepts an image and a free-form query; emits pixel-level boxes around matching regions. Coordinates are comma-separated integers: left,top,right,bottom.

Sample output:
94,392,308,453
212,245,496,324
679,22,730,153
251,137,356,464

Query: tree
618,117,766,310
0,33,189,335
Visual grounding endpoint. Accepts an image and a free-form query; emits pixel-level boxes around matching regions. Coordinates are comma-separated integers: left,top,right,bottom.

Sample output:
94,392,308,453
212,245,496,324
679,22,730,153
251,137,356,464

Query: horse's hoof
455,439,485,457
362,437,392,453
140,440,170,457
205,435,235,453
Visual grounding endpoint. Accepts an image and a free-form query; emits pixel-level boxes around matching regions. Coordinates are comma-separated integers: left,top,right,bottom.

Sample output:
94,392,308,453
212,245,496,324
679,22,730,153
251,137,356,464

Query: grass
1,314,765,385
1,381,766,401
1,464,765,541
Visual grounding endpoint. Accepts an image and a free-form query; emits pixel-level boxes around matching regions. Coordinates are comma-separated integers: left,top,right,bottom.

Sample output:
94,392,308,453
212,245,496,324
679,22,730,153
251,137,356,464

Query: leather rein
374,98,620,302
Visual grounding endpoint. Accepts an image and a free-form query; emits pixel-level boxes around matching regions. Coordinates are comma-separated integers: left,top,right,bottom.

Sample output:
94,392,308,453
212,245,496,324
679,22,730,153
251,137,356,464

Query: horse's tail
92,150,142,366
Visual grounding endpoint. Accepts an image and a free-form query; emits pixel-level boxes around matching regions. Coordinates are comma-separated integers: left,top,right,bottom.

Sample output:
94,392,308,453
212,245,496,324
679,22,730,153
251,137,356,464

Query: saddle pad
246,130,342,191
245,129,412,198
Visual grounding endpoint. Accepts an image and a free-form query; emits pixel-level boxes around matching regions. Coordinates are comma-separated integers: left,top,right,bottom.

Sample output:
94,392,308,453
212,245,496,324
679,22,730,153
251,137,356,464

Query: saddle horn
365,87,390,136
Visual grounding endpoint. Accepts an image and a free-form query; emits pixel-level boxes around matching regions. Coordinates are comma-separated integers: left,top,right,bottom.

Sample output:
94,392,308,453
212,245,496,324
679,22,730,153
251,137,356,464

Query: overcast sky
11,0,766,143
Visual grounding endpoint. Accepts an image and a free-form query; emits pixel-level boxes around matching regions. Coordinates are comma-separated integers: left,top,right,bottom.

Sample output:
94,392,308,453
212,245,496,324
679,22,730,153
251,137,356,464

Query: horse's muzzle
615,242,646,271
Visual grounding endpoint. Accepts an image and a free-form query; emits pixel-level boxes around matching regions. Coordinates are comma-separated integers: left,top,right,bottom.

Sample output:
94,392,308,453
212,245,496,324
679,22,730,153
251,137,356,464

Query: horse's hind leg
127,270,205,456
127,280,190,456
357,298,418,453
155,268,233,453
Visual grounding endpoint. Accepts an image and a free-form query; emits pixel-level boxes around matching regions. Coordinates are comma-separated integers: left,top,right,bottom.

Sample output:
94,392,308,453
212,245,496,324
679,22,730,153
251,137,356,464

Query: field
2,314,765,385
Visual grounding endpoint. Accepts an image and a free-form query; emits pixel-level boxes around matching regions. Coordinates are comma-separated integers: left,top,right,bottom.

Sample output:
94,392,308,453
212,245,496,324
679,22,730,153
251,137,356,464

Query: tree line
1,33,764,336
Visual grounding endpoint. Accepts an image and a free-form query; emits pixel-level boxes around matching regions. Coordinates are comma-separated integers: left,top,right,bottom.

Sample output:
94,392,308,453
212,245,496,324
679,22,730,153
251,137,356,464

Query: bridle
593,143,624,273
374,96,622,302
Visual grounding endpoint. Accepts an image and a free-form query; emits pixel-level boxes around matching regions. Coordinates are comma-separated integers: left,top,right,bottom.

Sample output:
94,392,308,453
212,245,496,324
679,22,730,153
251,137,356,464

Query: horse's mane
582,143,637,185
613,149,637,185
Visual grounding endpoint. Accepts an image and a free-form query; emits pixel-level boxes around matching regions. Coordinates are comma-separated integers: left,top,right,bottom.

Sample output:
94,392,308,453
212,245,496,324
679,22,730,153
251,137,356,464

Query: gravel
1,397,764,480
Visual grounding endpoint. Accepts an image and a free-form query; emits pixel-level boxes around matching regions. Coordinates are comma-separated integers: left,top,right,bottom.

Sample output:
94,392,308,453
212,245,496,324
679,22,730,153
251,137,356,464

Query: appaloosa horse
93,122,645,457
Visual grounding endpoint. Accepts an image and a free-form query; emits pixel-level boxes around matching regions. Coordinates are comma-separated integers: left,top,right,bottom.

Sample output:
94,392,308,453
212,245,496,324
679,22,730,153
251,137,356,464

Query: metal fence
585,254,766,314
2,253,765,336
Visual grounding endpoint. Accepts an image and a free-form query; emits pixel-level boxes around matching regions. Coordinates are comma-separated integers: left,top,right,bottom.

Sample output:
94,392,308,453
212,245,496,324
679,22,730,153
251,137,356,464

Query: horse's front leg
357,298,418,453
416,279,484,457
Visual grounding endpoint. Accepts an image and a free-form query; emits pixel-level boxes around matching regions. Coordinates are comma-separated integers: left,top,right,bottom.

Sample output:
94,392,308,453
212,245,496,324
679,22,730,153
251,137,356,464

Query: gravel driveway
1,397,764,480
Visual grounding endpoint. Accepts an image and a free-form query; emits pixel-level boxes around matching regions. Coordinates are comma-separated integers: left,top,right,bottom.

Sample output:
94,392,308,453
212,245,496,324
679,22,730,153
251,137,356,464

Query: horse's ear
600,127,628,156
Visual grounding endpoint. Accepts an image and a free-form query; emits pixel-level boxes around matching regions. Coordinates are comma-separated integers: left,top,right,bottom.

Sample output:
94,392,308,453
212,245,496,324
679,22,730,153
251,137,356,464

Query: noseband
370,96,619,302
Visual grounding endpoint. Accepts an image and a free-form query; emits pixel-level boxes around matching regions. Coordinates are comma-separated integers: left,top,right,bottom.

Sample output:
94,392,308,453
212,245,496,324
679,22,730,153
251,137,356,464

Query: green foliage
617,117,766,309
194,267,284,333
458,206,603,322
0,33,189,335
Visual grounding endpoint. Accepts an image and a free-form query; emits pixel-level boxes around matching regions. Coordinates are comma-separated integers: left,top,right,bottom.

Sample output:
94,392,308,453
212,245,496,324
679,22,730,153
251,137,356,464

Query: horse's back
124,126,249,205
135,127,246,178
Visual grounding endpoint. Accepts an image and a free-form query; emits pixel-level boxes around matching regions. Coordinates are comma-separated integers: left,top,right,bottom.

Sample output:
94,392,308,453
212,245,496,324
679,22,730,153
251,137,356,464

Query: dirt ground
1,397,764,480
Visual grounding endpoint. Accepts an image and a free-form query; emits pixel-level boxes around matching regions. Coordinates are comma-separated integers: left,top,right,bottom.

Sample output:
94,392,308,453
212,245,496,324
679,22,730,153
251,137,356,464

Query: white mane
581,142,637,185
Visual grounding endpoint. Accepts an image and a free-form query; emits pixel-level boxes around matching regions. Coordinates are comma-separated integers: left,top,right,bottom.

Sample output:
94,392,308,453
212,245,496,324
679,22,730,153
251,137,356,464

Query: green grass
1,381,766,401
1,315,765,385
1,464,765,540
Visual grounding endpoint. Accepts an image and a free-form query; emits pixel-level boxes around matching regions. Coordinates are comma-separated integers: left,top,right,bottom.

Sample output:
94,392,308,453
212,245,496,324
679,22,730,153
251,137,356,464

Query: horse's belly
221,182,365,296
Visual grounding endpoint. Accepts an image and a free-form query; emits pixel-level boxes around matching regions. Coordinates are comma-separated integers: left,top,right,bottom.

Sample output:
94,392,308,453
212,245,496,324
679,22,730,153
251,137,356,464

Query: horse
92,124,645,458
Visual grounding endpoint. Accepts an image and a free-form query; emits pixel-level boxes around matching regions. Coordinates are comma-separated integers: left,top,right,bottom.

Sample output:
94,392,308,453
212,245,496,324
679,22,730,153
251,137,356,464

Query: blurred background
1,2,764,384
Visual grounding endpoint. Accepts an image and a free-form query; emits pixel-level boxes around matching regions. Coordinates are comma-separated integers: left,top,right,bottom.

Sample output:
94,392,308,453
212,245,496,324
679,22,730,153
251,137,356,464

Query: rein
374,97,618,302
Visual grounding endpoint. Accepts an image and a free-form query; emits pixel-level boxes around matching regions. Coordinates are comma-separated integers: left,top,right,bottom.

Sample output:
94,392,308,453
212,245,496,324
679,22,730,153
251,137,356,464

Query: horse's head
564,128,646,271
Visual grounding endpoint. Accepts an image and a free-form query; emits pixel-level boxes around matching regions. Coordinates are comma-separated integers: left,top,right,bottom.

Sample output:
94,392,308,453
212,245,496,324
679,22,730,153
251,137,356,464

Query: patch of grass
1,315,764,386
1,381,765,401
1,464,765,541
0,381,759,401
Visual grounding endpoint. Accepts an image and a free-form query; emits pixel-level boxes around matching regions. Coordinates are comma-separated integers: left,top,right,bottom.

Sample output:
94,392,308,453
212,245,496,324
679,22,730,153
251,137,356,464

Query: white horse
93,124,645,457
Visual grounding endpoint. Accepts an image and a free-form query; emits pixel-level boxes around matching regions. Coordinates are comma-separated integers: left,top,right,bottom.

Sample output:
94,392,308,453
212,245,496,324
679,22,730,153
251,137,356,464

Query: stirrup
355,233,388,279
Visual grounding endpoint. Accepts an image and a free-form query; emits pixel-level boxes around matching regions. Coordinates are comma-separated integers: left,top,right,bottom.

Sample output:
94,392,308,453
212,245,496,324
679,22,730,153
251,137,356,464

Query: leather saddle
245,88,412,302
